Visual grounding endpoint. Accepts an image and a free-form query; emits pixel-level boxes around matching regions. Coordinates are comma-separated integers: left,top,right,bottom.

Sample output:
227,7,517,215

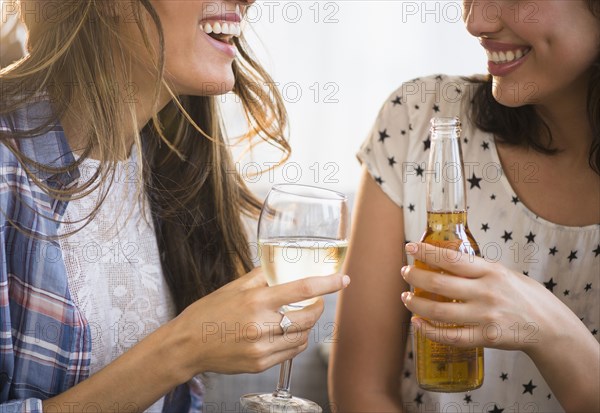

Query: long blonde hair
0,0,289,312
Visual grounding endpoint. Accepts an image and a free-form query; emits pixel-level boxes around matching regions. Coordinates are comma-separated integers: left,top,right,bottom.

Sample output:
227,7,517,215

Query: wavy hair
0,0,289,313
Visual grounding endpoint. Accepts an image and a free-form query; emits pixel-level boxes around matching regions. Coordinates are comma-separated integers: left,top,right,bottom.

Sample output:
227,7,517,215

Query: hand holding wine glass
241,184,350,413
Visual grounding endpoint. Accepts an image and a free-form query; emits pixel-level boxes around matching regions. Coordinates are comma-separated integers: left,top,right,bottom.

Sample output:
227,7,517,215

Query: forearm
527,305,600,412
42,321,191,412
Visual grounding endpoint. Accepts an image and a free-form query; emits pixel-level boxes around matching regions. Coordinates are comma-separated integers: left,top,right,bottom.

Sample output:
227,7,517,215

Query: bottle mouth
430,117,461,131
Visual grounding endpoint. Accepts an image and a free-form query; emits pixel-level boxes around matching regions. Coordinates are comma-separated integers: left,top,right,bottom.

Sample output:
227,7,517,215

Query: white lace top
58,150,176,412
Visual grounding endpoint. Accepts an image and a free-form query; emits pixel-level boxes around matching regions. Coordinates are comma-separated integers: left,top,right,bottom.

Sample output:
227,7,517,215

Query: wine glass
240,184,349,413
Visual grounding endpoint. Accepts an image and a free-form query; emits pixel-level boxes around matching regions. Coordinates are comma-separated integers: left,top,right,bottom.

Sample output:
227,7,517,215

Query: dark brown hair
468,0,600,174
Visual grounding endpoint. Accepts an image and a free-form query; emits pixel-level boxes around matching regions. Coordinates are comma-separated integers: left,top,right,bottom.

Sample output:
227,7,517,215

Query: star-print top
357,74,599,413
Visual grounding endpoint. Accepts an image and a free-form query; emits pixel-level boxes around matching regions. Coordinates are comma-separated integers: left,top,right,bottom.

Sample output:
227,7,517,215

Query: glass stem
274,358,293,399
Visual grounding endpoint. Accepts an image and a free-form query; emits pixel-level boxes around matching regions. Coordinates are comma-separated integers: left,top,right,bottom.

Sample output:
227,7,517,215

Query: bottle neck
426,127,467,215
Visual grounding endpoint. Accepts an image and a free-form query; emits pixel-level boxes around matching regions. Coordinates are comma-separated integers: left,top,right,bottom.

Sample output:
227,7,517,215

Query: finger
277,298,324,334
405,242,487,279
224,267,268,291
401,265,473,301
258,342,310,372
268,274,350,308
411,317,484,348
401,292,474,324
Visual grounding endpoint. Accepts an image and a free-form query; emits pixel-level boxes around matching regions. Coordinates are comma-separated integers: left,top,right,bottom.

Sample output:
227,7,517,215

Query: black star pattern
549,247,558,256
522,379,537,395
401,129,407,136
455,87,462,95
547,394,552,400
375,176,384,185
464,395,472,404
500,372,508,381
523,271,529,276
481,223,490,232
392,96,403,106
414,105,420,110
543,278,557,292
563,290,570,296
594,244,600,257
408,351,413,359
501,231,513,243
585,283,592,292
512,196,520,205
414,393,423,406
433,104,440,113
409,124,413,131
415,165,424,177
378,129,390,143
525,231,536,244
423,136,431,151
592,329,598,336
568,250,578,262
388,157,397,167
408,204,416,212
490,194,496,200
467,173,483,189
488,404,504,413
481,141,490,150
435,75,444,81
404,370,411,378
464,137,469,144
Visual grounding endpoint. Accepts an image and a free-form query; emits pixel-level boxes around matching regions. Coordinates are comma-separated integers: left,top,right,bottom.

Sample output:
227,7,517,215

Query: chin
170,68,236,97
491,78,534,108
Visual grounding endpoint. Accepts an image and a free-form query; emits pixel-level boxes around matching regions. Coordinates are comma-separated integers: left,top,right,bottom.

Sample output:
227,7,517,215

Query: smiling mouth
486,47,532,64
201,21,241,44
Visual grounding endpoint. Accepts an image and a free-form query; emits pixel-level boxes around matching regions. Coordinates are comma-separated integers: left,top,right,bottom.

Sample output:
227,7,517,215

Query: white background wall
228,0,487,196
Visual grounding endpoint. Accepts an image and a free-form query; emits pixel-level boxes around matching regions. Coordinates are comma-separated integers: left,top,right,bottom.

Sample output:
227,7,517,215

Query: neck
534,72,593,163
59,78,172,161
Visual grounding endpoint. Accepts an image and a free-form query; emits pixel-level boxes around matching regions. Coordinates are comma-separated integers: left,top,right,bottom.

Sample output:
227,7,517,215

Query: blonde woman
0,1,349,411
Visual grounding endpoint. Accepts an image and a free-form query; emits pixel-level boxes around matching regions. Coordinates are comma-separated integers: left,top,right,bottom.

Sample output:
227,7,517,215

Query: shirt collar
15,100,80,188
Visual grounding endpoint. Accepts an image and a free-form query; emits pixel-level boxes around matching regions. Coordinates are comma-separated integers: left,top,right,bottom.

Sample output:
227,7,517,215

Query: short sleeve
356,89,412,208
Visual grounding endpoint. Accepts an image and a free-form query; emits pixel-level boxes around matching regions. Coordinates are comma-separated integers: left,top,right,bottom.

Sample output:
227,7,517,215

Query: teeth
487,47,530,64
201,21,242,37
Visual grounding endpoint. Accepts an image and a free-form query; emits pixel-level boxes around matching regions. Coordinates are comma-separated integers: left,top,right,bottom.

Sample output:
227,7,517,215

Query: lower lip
202,31,237,58
487,50,530,77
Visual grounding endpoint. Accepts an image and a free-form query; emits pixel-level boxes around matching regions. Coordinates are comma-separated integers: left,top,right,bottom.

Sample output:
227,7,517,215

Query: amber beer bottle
414,117,484,392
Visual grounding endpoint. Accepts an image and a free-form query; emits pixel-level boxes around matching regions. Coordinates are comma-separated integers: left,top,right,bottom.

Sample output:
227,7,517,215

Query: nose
463,0,504,38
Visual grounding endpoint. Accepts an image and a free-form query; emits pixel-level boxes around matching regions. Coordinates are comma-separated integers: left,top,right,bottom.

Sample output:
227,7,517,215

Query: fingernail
342,275,351,287
401,266,408,278
401,291,409,304
411,316,422,328
405,243,418,255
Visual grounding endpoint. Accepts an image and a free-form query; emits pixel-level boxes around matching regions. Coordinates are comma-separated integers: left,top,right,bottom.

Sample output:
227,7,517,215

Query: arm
401,242,600,413
26,269,348,412
328,168,411,412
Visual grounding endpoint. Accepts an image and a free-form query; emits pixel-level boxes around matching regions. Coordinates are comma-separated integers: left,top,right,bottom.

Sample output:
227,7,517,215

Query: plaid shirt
0,101,201,412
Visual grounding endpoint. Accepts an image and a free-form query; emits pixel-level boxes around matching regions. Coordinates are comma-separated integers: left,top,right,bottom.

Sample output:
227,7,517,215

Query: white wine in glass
241,184,349,413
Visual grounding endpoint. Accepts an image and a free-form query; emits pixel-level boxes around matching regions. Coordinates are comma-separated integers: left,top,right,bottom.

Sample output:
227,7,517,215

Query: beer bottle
414,117,484,392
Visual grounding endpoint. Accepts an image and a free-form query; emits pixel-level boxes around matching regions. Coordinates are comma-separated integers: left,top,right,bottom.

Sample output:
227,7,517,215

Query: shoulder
379,74,485,122
371,74,486,150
